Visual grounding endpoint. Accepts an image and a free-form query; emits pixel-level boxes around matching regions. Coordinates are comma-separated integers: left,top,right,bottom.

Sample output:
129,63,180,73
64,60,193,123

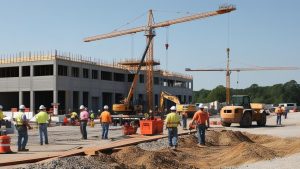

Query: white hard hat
204,106,208,109
0,105,3,109
79,105,85,110
104,105,109,110
170,106,176,111
39,105,46,110
198,104,204,109
19,105,26,110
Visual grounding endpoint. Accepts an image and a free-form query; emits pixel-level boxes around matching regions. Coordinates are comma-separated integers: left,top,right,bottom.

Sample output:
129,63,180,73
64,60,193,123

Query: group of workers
78,105,112,140
0,104,112,152
165,104,209,150
275,105,288,126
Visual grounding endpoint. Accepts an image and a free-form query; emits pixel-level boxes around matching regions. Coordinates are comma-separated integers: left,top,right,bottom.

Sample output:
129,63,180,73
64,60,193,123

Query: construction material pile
16,130,300,169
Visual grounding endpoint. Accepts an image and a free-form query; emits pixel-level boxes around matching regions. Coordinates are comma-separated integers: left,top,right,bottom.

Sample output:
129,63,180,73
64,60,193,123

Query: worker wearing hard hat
165,106,181,150
0,105,5,128
35,105,49,145
70,111,78,125
79,105,89,139
15,105,32,151
275,105,284,126
192,104,209,147
99,105,112,139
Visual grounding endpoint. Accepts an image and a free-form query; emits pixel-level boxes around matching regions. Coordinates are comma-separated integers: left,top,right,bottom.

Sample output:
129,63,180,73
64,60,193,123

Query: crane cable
165,27,169,70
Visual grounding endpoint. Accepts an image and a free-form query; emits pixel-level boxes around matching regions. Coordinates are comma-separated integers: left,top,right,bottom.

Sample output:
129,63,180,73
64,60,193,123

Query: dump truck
220,95,267,127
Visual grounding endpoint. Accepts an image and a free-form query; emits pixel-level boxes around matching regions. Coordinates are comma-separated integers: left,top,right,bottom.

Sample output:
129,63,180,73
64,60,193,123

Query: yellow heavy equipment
159,91,196,117
220,95,266,127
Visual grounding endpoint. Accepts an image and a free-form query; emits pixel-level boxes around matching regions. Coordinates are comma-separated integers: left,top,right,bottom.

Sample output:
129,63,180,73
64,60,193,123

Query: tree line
193,80,300,105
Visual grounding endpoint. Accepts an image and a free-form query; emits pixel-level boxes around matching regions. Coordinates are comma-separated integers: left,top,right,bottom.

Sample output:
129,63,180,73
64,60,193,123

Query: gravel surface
234,152,300,169
15,154,125,169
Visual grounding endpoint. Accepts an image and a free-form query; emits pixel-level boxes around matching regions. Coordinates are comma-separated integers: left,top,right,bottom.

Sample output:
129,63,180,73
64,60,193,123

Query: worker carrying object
0,105,6,129
275,105,284,126
79,105,89,140
15,105,32,152
99,105,112,140
89,110,95,127
165,106,181,150
35,105,49,145
192,104,209,147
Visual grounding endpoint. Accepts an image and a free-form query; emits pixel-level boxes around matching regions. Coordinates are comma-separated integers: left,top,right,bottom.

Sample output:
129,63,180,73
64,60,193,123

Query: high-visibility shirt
90,113,95,119
15,112,26,125
0,111,4,120
35,111,49,124
193,110,209,125
71,112,77,118
100,111,112,123
275,107,283,114
166,112,180,128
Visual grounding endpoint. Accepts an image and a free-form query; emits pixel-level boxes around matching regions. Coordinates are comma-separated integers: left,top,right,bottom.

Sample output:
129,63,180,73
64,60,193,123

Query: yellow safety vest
0,111,4,120
15,112,25,125
71,112,77,118
35,111,49,124
166,112,180,128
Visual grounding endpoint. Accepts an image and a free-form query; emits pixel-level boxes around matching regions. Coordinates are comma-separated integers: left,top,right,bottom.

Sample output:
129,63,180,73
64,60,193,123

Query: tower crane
185,48,300,104
84,5,236,111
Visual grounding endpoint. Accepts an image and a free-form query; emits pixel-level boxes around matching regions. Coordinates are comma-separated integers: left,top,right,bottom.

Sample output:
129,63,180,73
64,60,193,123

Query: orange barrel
0,135,12,154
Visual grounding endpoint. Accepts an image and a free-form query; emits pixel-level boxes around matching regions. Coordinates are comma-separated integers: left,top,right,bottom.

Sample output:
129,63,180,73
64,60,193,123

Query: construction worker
70,111,78,125
192,104,209,147
99,105,112,139
35,105,49,145
0,105,5,128
275,105,283,125
165,106,181,149
89,110,95,127
15,105,32,151
79,105,89,139
181,111,188,130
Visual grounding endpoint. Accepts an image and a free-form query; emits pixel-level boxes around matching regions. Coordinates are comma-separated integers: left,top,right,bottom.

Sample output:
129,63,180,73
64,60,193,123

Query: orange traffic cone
0,135,12,154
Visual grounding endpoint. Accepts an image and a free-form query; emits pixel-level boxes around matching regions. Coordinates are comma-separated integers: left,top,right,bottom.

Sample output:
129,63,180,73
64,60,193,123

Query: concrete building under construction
0,51,193,114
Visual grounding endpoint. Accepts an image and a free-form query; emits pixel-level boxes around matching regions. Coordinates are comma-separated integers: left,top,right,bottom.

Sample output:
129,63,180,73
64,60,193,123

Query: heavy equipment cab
220,95,267,127
231,95,251,109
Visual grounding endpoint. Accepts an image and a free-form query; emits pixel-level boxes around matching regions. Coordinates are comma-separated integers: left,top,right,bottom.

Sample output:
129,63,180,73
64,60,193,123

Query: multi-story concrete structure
0,51,193,114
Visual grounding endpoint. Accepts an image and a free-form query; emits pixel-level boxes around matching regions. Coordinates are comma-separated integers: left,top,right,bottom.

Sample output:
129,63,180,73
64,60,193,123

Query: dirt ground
18,129,300,169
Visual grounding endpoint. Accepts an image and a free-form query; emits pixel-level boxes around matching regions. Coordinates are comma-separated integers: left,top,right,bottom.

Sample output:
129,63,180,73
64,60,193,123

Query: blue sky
0,0,299,90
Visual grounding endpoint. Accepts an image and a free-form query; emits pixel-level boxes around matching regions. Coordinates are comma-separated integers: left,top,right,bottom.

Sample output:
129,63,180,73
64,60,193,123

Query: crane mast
84,5,236,112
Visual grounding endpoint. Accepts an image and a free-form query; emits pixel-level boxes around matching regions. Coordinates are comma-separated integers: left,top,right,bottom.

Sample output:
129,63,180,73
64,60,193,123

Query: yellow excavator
159,91,197,117
112,36,153,116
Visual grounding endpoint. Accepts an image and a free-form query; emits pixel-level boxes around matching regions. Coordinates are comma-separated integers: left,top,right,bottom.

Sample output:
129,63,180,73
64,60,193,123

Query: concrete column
79,91,83,106
30,91,35,114
19,91,23,105
53,90,58,104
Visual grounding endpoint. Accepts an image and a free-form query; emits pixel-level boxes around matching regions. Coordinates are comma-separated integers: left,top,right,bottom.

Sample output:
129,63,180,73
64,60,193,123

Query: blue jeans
16,126,28,150
182,115,187,129
197,125,206,145
102,123,109,139
168,128,178,147
276,115,282,125
80,121,87,139
39,124,48,144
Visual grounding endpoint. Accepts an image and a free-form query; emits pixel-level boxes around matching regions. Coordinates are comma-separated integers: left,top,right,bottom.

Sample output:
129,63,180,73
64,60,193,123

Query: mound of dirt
206,130,253,146
17,130,300,169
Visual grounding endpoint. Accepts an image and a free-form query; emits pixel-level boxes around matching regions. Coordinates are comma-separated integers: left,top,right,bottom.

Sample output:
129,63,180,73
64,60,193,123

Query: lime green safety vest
15,112,25,125
166,112,180,128
90,113,95,119
0,111,4,120
35,111,49,124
